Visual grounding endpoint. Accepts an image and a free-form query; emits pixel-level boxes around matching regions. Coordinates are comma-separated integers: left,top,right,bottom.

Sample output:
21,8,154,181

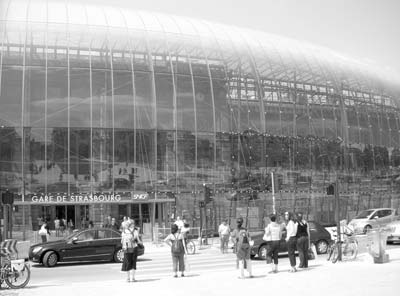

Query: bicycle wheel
343,242,358,261
186,241,196,255
5,263,31,289
331,244,339,263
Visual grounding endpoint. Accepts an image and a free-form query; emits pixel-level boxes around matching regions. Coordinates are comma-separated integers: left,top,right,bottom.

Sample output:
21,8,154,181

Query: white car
387,220,400,244
348,208,399,234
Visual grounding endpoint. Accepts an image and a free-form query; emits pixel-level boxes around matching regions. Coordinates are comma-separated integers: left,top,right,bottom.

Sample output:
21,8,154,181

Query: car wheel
363,225,372,234
114,248,124,263
43,251,58,267
316,240,329,254
258,244,268,260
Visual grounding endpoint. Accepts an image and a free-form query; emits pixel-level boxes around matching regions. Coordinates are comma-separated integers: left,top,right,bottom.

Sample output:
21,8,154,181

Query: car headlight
32,246,43,254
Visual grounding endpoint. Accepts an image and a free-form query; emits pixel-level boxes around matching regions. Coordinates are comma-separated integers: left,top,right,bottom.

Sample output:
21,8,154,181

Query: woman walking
264,214,282,273
285,212,298,272
164,224,186,277
296,212,310,269
121,220,141,282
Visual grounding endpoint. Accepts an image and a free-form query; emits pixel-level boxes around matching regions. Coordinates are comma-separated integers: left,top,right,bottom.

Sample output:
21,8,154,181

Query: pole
4,204,8,240
271,172,276,214
335,179,342,261
9,204,12,239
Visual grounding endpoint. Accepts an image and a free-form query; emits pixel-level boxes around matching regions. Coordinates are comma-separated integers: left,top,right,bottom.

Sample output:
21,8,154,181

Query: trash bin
366,228,390,264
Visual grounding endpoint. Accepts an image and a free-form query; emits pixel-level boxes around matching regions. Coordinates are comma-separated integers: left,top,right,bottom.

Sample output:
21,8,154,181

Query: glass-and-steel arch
1,0,400,229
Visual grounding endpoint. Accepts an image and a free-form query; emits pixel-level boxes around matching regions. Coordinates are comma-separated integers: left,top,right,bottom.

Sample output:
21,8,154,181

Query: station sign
27,192,149,204
13,191,175,204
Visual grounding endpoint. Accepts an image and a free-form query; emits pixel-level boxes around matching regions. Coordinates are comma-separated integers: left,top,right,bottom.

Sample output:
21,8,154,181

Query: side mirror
71,237,78,244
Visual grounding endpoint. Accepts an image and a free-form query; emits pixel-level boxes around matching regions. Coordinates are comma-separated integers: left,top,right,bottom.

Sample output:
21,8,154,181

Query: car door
369,210,380,228
61,230,97,262
379,209,392,226
89,229,120,261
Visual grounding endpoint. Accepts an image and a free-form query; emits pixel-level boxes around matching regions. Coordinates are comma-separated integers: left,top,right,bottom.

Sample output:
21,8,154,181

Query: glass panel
155,73,174,130
113,71,134,129
70,128,90,193
47,68,68,127
0,66,22,126
70,69,90,128
46,127,69,193
134,71,155,129
25,67,46,127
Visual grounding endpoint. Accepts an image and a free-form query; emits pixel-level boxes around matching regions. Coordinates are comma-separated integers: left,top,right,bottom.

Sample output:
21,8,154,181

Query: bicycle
0,249,31,289
185,239,196,255
327,233,358,263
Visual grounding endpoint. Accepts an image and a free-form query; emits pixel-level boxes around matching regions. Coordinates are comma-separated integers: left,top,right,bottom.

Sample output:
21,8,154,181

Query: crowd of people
39,212,314,281
216,212,312,278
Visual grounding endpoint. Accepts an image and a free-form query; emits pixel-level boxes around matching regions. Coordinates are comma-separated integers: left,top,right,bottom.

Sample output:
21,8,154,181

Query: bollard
366,228,389,263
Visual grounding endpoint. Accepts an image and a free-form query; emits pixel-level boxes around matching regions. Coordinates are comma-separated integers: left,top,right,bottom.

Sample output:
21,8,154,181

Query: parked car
386,220,400,244
250,221,332,260
348,208,399,234
29,228,144,267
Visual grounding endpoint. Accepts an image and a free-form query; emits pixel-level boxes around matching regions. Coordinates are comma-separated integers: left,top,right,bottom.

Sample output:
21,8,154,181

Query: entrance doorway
55,205,75,231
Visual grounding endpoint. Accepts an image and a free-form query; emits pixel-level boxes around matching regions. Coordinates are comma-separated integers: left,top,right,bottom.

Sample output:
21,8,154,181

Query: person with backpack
264,214,282,273
231,217,253,279
164,224,186,278
121,220,141,282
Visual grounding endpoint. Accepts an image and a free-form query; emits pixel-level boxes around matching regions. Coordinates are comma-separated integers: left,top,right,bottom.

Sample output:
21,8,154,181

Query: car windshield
355,210,374,219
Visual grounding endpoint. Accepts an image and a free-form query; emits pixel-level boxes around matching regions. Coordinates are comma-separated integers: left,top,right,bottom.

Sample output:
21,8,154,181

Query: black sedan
29,228,144,267
250,221,332,260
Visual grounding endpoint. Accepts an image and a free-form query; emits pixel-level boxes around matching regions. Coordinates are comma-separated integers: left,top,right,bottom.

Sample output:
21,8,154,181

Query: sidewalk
11,247,400,296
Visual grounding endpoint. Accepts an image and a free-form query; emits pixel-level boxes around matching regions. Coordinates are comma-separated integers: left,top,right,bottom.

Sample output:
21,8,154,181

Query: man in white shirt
218,219,231,253
174,216,184,229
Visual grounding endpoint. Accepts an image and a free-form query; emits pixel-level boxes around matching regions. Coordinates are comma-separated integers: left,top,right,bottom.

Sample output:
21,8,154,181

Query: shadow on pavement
182,274,200,277
135,278,160,282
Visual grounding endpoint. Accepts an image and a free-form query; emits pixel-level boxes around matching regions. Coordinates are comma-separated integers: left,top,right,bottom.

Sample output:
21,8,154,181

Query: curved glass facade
1,0,400,230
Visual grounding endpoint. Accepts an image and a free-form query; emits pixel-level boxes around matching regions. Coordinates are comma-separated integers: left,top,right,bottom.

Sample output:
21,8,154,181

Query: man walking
218,219,231,253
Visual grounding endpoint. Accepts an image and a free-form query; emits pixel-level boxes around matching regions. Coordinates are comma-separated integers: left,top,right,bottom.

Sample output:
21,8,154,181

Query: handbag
307,247,315,260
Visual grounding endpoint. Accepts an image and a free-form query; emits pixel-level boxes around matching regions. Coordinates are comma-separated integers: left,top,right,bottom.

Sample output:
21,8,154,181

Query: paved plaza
1,244,398,296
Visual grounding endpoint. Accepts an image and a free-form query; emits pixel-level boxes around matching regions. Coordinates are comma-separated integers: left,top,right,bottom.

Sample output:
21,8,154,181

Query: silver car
348,208,399,234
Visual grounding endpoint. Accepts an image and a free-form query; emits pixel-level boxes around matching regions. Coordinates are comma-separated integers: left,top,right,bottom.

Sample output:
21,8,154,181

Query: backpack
238,229,250,251
171,236,184,254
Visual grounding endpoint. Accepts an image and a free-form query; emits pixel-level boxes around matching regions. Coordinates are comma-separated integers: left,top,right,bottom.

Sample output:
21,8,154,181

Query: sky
81,0,400,77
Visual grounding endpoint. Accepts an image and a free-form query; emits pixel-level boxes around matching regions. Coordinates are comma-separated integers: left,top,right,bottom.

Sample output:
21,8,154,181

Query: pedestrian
174,216,184,230
104,215,112,228
67,219,74,234
296,212,310,269
88,220,94,228
54,217,60,237
218,219,230,253
121,220,141,282
59,217,66,235
164,224,186,278
231,217,253,279
37,216,43,231
110,217,119,232
264,214,282,273
38,221,50,243
285,212,298,272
